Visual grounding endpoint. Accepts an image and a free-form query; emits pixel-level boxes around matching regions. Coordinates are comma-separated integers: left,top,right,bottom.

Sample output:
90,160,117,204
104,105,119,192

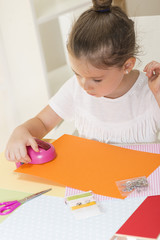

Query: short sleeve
48,76,76,121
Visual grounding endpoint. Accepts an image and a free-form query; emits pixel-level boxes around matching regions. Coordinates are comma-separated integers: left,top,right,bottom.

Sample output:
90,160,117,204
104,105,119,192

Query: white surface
0,0,49,150
126,0,160,17
0,195,145,240
45,120,76,140
133,15,160,71
0,0,49,124
48,64,73,96
0,31,16,151
34,0,91,24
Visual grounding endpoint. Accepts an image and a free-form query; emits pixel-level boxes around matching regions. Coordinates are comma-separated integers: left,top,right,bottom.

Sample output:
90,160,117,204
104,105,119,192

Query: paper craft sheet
115,195,160,239
15,135,160,199
0,195,145,240
65,166,160,201
0,152,65,197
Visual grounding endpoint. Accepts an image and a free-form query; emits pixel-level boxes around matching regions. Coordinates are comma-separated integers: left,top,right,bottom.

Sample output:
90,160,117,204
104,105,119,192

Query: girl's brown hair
67,0,138,68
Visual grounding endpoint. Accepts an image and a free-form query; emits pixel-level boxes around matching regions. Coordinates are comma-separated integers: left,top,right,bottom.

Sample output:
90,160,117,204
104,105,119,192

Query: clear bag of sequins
116,176,149,197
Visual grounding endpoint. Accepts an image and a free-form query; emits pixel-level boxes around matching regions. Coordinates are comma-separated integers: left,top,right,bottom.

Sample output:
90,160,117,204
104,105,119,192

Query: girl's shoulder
136,70,147,83
128,70,159,111
132,70,147,86
127,70,149,97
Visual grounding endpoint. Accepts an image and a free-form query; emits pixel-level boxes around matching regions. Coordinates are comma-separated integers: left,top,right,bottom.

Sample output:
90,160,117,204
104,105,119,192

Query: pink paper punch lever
16,138,56,168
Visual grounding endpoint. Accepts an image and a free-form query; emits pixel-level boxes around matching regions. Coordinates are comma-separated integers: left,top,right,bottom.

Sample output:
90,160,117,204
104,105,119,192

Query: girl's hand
143,61,160,106
5,126,39,163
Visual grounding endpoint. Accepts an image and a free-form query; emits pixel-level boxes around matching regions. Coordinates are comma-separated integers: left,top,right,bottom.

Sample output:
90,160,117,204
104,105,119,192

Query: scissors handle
0,200,21,215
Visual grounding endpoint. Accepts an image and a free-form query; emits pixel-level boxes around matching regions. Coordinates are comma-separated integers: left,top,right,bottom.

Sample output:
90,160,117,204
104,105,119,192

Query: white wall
126,0,160,17
0,0,49,150
0,31,17,150
0,0,49,122
133,15,160,71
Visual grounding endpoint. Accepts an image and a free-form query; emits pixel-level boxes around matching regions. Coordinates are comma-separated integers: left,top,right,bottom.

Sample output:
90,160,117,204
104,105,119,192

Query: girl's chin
87,91,106,98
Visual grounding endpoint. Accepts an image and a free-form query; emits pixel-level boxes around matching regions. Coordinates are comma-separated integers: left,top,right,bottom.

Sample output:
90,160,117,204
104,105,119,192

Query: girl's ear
123,57,136,74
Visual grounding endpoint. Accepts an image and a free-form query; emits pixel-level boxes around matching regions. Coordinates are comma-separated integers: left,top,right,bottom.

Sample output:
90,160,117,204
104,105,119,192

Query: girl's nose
82,78,92,90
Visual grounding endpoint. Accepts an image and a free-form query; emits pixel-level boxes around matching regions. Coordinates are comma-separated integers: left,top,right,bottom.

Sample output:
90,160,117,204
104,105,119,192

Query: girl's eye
93,79,102,82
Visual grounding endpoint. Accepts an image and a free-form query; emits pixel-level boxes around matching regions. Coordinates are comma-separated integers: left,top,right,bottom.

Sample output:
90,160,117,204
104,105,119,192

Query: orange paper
15,135,160,199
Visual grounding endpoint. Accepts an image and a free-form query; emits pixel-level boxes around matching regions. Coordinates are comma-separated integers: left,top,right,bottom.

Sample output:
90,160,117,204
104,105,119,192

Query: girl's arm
143,61,160,107
5,105,62,163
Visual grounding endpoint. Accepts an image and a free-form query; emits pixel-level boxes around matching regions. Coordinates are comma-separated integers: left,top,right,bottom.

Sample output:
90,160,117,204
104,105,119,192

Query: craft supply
0,188,52,215
65,191,102,220
0,195,145,240
116,176,149,197
0,188,31,224
15,134,160,199
115,195,160,240
34,138,52,150
65,166,160,201
16,138,56,168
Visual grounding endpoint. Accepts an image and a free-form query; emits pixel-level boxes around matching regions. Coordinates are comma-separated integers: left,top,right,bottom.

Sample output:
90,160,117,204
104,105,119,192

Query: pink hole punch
16,139,56,168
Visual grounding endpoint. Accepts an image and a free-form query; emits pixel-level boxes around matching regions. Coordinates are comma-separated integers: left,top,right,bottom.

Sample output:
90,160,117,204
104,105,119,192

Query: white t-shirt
49,71,160,144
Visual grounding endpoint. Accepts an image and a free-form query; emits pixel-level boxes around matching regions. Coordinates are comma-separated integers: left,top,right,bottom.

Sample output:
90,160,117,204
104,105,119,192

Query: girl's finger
145,64,160,78
10,152,16,162
144,61,159,72
143,61,155,72
14,149,22,162
29,138,39,152
19,145,31,163
5,149,10,161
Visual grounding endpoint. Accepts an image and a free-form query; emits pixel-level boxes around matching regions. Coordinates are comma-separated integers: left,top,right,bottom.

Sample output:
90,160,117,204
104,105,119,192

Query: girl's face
69,54,126,98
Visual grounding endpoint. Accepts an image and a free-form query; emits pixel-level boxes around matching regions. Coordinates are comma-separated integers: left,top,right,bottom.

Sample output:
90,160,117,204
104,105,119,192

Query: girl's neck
105,70,139,99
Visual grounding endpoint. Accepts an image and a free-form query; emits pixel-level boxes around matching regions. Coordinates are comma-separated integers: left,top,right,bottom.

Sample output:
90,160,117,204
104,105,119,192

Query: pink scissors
0,188,52,215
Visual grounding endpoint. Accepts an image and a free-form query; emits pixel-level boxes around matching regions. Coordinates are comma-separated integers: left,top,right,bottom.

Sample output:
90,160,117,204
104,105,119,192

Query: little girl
5,0,160,163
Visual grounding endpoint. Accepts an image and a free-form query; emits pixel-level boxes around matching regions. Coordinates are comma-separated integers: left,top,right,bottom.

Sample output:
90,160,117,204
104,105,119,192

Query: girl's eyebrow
71,68,104,78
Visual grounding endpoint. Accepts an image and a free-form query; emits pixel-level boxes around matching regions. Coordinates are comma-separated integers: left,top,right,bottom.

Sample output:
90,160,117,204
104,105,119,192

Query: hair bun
92,0,112,11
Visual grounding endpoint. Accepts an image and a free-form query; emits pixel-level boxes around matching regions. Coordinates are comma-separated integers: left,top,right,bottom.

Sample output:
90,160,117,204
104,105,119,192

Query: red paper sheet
15,135,160,199
116,195,160,239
